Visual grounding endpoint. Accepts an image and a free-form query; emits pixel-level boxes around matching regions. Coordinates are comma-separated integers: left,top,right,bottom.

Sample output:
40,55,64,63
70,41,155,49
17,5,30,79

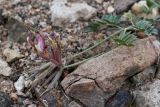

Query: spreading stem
66,29,122,62
64,52,104,69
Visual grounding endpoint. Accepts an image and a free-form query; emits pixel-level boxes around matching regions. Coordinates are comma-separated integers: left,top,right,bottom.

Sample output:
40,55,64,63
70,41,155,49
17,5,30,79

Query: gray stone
133,79,160,107
50,0,97,27
106,90,132,107
114,0,138,13
0,59,12,76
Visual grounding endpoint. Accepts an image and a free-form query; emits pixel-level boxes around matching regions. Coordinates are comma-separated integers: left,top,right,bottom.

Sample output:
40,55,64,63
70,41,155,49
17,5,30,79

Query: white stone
0,59,12,76
12,0,21,5
95,0,103,4
107,5,115,13
14,76,25,93
50,0,97,27
28,104,36,107
39,21,47,28
133,79,160,107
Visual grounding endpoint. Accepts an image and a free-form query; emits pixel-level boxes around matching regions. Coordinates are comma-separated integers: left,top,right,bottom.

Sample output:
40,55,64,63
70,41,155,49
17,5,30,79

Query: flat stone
50,0,97,27
0,59,12,76
61,36,160,107
3,48,24,63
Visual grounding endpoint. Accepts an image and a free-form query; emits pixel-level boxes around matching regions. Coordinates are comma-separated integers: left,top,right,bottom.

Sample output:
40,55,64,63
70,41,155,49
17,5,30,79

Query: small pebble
107,5,115,13
95,0,104,4
28,104,36,107
10,93,18,101
14,76,25,93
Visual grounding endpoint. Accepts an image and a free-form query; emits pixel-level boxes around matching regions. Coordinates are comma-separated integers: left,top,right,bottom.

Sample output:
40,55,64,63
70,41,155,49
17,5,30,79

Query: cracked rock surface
61,36,160,107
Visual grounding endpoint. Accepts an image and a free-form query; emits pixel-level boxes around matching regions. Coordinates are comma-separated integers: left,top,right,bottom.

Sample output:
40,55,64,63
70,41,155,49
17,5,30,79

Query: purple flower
34,33,45,52
27,31,62,66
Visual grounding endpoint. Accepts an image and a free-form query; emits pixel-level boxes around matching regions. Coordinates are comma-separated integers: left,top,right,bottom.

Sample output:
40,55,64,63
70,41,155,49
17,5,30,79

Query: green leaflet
101,14,121,25
84,14,121,32
114,32,137,46
133,20,158,36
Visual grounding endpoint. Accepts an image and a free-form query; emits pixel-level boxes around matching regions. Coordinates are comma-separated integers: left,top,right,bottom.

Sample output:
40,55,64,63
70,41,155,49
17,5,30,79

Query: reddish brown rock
61,36,160,107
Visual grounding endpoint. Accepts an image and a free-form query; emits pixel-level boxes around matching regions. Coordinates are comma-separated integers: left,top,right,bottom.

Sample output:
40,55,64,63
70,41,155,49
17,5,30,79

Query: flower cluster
27,31,62,66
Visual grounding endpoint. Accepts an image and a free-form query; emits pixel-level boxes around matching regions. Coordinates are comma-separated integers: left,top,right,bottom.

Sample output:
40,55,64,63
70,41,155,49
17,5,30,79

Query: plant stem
64,52,104,69
40,67,64,97
66,29,122,61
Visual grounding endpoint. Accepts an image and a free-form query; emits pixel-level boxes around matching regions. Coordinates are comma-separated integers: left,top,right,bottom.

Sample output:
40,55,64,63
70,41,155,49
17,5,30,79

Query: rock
14,76,25,94
61,36,160,107
23,99,33,106
95,0,103,4
28,104,36,107
0,59,12,76
3,48,24,63
0,91,12,107
68,101,82,107
133,79,160,107
103,2,110,10
114,0,138,13
131,1,147,14
12,0,21,5
39,21,47,28
107,5,115,13
5,17,28,44
10,93,18,101
50,0,97,27
130,66,156,86
30,52,37,60
106,90,132,107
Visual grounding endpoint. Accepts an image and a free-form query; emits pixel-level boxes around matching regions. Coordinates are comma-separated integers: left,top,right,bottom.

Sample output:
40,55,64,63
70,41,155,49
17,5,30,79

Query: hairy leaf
101,14,121,25
84,14,121,32
133,20,158,35
114,32,137,46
